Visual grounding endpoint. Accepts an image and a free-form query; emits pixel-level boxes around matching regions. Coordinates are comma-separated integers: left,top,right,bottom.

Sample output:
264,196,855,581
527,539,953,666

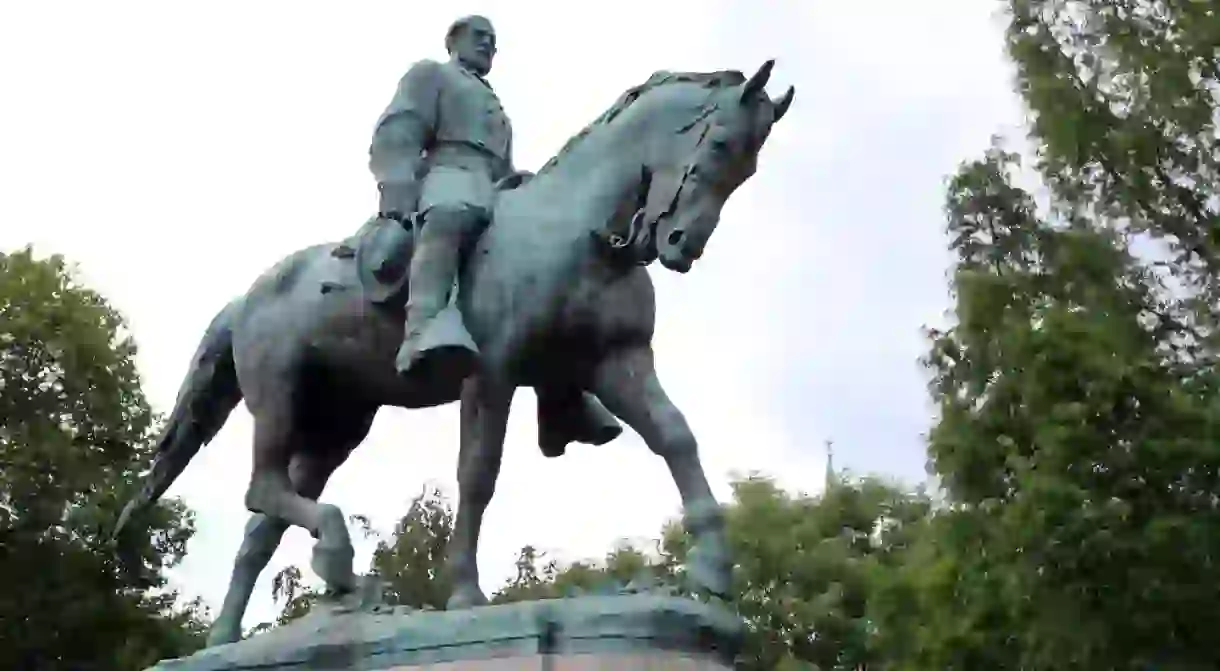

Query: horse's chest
480,249,588,329
518,260,648,350
468,202,652,365
553,273,612,330
464,222,567,335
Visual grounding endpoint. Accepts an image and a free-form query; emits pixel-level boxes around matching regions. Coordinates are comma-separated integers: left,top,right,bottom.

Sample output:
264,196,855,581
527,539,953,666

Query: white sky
0,1,1023,629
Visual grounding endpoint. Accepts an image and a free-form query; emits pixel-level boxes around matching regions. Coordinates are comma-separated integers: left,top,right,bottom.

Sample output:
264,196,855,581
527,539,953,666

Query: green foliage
367,486,454,611
493,473,929,671
260,486,457,629
1006,0,1220,305
710,474,928,671
0,246,207,670
492,541,664,604
897,140,1220,668
255,474,930,668
245,563,320,637
868,509,1015,670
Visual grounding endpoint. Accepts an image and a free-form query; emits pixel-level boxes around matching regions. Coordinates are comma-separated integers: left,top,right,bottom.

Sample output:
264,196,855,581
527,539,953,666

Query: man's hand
378,181,421,222
495,170,535,191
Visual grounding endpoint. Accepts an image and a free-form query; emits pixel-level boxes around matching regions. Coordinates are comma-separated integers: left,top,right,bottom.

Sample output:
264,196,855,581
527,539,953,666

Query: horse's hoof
573,392,623,446
538,392,624,458
205,625,242,648
311,544,356,594
685,535,732,599
581,417,623,446
679,499,731,598
446,584,490,610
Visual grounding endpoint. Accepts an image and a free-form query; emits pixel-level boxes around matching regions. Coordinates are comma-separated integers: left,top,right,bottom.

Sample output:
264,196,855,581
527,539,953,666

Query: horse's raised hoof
396,306,480,388
574,392,623,445
446,583,490,611
538,391,624,458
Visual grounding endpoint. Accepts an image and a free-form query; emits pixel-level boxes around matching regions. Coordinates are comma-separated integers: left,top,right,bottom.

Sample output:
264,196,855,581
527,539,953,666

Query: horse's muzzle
659,248,694,273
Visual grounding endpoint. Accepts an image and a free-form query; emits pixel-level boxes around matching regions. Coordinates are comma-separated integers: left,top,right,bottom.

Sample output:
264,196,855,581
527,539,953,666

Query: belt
425,142,507,176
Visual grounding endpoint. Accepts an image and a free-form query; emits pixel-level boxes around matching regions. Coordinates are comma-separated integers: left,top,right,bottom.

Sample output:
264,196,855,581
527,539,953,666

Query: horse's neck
528,127,646,239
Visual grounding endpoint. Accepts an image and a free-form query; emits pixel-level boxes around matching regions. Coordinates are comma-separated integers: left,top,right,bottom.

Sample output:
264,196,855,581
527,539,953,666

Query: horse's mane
535,70,746,177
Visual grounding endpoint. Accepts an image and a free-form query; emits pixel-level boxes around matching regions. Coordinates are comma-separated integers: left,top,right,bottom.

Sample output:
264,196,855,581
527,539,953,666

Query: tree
875,5,1220,667
1005,0,1220,344
494,473,930,671
253,469,933,669
900,142,1220,669
492,540,662,605
260,485,456,629
0,247,207,670
699,474,928,671
367,486,454,611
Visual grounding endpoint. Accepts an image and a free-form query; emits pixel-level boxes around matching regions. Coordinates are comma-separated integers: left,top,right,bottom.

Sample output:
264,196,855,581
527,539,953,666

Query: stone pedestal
371,652,727,669
147,595,742,670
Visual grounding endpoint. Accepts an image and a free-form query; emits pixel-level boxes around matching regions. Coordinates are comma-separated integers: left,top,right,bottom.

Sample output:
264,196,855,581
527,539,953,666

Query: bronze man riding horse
114,22,793,645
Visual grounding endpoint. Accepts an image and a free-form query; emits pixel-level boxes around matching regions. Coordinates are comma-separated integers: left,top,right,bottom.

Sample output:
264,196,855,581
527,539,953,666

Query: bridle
596,118,713,267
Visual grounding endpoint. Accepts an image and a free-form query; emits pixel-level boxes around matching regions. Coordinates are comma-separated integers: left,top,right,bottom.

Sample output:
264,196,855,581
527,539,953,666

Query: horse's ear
773,85,795,122
740,59,775,104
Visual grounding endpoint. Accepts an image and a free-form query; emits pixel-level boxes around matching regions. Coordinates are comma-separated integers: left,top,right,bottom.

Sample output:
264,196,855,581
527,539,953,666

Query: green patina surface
148,594,743,670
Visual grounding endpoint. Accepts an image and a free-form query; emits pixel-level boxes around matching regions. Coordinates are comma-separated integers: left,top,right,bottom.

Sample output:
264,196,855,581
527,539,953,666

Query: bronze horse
115,61,793,646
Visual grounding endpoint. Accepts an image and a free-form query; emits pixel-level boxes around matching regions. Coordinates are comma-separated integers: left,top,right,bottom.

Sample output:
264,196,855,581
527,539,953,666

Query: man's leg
397,204,484,385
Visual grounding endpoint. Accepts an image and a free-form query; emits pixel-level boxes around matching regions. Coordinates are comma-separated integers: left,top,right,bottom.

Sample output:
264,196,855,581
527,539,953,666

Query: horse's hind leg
208,514,288,646
207,450,347,647
243,410,360,597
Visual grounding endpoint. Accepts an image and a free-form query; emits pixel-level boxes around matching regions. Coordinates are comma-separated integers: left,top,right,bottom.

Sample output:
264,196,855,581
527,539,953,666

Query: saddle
338,172,531,306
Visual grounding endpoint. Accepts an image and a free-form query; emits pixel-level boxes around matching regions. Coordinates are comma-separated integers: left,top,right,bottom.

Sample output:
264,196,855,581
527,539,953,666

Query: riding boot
395,207,482,387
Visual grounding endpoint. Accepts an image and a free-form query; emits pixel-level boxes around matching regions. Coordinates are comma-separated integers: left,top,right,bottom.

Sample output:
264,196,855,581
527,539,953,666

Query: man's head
445,15,496,77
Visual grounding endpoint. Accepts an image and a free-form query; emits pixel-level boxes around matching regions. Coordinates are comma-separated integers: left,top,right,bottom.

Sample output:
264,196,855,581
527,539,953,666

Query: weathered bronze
114,15,794,651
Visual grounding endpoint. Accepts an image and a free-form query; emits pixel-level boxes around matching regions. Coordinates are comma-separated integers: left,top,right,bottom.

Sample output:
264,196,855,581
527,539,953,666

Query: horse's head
641,61,794,273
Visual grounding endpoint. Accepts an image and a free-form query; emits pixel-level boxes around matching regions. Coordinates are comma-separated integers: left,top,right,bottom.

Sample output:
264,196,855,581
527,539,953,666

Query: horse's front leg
591,345,730,598
446,373,514,609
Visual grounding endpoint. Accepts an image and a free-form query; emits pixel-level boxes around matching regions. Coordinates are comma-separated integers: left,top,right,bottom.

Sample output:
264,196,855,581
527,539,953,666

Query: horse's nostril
668,230,685,246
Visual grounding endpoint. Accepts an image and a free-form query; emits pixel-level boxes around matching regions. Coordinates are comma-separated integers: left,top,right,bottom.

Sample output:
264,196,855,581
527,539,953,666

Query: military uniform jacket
369,58,514,215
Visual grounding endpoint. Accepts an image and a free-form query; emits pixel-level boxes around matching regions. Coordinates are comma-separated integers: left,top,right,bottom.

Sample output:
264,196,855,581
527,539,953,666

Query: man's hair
445,15,489,54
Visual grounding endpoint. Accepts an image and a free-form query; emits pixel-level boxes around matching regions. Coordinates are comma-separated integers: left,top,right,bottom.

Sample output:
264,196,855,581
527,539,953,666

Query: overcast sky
1,1,1022,629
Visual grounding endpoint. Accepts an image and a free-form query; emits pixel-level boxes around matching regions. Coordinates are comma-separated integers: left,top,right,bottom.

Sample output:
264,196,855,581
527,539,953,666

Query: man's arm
369,59,443,190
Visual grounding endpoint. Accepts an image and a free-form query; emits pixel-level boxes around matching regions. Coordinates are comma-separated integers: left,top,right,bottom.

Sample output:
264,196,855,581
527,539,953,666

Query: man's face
451,17,496,76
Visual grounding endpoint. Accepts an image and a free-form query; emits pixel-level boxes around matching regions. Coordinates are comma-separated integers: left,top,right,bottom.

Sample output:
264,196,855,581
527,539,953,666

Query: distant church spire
824,439,837,491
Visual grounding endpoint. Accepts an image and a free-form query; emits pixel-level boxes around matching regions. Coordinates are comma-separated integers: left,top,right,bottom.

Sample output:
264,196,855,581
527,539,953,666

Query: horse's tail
112,300,244,542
